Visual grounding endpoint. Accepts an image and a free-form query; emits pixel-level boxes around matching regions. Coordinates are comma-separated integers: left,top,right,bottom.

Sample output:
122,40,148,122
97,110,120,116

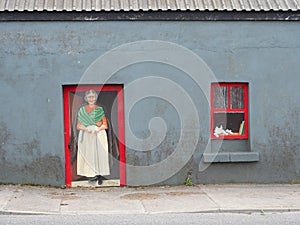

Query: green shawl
77,105,105,126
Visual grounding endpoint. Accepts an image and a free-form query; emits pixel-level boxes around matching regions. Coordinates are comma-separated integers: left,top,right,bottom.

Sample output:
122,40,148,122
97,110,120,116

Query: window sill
203,152,259,163
211,135,248,140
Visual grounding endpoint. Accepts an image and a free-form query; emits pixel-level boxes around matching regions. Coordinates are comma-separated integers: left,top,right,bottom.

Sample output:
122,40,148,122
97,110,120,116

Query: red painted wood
63,84,126,187
244,83,249,138
210,83,249,140
117,87,126,186
63,86,72,187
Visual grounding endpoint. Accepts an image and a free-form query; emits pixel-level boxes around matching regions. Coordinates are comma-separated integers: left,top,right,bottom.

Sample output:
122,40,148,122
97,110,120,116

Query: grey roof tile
0,0,300,11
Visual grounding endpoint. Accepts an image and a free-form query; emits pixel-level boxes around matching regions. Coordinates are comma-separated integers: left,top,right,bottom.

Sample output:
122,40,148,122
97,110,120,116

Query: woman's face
86,93,96,105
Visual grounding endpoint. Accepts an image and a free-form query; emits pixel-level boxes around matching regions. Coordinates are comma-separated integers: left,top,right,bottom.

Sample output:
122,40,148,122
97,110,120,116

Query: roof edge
0,11,300,21
1,8,300,12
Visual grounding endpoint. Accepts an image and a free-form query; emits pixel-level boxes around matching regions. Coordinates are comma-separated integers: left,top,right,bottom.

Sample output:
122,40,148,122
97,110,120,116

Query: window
210,83,248,139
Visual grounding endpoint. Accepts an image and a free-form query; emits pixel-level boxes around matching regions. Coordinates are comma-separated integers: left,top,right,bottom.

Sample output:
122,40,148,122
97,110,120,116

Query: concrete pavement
0,184,299,215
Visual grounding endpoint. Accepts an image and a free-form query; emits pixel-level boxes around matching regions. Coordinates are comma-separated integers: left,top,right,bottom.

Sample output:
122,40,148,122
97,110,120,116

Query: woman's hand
95,126,104,133
95,117,108,133
77,121,92,133
86,126,94,133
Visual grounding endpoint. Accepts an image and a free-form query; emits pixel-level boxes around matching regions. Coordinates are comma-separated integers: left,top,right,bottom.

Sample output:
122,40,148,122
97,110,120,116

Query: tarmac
0,183,300,215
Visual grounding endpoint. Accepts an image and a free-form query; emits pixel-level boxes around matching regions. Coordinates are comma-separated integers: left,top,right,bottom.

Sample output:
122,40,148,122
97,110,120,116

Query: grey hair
84,89,98,102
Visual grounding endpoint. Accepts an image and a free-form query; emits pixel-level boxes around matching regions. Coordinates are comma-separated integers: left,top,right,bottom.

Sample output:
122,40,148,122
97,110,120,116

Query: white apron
77,126,110,177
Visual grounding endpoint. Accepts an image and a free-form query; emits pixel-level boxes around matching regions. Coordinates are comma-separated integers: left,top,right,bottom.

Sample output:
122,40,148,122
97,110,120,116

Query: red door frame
63,84,126,187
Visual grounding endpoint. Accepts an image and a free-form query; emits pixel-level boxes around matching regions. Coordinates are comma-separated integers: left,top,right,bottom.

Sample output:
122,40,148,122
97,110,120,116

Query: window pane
213,112,245,136
213,86,227,109
230,86,244,109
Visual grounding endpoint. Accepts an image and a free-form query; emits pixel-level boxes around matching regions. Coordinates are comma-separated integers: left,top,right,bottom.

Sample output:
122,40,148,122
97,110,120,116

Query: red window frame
210,83,248,139
63,84,126,187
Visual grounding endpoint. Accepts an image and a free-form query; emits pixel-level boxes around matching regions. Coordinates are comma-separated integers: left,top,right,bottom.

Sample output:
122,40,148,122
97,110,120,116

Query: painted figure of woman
76,89,110,185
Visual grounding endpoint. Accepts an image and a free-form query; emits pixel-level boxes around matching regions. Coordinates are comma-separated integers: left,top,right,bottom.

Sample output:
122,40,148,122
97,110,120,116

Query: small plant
184,171,193,186
291,179,300,184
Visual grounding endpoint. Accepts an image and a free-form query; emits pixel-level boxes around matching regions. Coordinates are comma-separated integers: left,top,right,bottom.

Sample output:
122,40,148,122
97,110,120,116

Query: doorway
63,85,125,187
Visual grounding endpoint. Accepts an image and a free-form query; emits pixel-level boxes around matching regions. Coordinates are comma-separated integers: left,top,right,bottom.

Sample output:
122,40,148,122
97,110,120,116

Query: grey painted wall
0,21,299,186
